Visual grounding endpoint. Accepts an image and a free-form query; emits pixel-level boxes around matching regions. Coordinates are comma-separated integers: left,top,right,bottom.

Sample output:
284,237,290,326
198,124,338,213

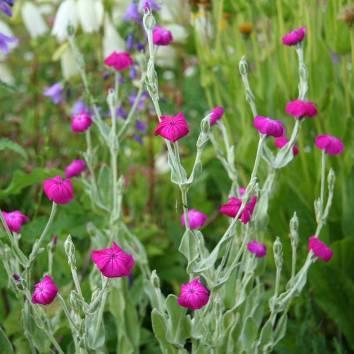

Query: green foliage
0,0,352,352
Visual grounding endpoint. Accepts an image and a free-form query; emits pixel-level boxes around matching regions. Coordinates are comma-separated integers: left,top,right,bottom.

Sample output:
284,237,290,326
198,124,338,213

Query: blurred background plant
0,0,353,353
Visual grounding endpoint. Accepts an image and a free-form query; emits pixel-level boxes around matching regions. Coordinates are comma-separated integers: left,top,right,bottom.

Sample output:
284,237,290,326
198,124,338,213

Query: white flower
38,4,55,16
0,20,15,37
0,21,17,60
77,0,104,33
192,11,213,39
61,46,79,79
155,45,177,68
103,15,125,58
160,0,189,23
164,24,188,43
21,2,49,38
155,153,169,174
0,63,14,85
112,0,131,23
52,0,78,42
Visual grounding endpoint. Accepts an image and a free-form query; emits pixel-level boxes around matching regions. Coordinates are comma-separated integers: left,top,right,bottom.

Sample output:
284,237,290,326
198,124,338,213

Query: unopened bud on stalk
107,88,117,109
64,235,77,268
143,10,156,31
239,56,248,76
150,270,160,288
289,213,299,247
52,235,58,246
273,237,283,270
196,117,210,149
13,273,20,282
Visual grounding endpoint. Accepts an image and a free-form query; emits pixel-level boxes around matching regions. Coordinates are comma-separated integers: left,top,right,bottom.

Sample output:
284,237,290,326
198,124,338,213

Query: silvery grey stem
27,202,57,270
296,43,308,100
64,235,83,298
320,150,326,214
239,56,258,117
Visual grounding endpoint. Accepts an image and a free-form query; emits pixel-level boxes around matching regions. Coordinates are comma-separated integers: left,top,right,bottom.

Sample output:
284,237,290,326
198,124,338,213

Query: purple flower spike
0,32,17,54
126,33,135,51
116,106,128,119
0,0,13,17
124,2,141,23
135,120,147,133
71,100,90,116
43,83,64,104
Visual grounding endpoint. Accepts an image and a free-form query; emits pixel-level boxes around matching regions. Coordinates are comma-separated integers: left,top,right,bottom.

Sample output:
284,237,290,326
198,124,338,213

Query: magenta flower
282,27,306,46
0,32,17,54
154,112,190,142
238,187,246,196
43,83,64,104
315,135,344,155
43,176,74,205
308,236,333,262
177,277,209,310
153,26,173,46
71,112,93,133
65,159,86,178
220,196,257,224
104,51,134,72
285,99,317,119
32,275,58,305
91,242,135,278
247,240,267,258
274,136,299,156
210,106,224,126
181,209,208,230
2,210,29,233
253,116,285,137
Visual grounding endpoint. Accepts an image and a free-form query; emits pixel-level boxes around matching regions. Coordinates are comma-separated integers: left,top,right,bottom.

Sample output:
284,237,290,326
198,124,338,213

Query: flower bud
150,270,160,288
273,237,283,270
64,235,77,268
